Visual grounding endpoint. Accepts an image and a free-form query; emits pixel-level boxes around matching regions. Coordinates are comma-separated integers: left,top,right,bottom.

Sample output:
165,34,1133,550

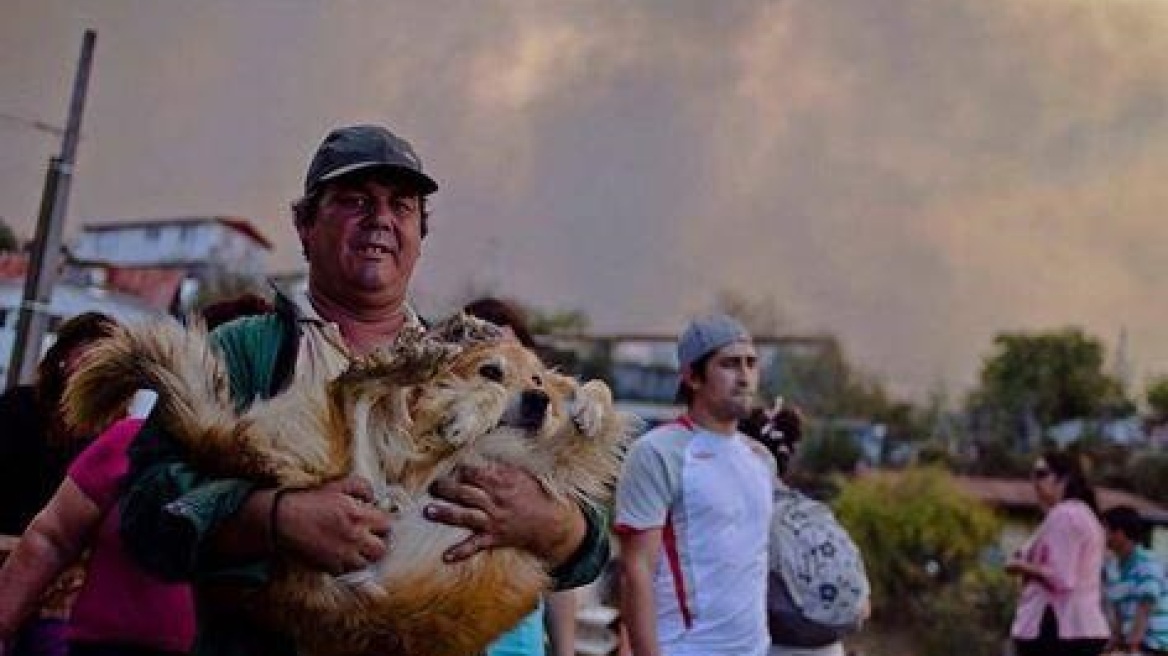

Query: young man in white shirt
615,315,775,656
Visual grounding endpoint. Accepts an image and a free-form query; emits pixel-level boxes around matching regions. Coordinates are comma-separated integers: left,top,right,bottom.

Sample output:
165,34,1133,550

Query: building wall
73,220,268,276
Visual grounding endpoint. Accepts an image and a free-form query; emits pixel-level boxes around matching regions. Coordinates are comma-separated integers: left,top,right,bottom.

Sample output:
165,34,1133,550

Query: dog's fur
63,314,633,656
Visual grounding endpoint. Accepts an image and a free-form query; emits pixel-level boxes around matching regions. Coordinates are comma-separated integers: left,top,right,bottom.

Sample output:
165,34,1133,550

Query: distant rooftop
81,216,274,250
954,474,1168,525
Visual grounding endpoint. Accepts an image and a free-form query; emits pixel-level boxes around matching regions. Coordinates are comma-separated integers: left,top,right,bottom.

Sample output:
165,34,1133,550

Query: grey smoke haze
3,0,1168,399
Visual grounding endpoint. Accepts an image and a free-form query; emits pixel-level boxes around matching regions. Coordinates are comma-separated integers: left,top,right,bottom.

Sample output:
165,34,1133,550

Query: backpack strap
268,290,303,397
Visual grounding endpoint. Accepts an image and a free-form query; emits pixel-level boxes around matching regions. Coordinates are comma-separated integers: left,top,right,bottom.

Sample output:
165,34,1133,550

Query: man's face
685,340,759,421
1105,526,1125,554
299,176,423,308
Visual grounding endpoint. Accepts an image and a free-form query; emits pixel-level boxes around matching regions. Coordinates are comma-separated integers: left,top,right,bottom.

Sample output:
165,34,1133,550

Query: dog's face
409,340,576,451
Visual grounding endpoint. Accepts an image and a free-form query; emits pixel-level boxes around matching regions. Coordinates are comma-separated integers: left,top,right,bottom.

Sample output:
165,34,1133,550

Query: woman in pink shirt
1007,450,1109,656
0,407,195,656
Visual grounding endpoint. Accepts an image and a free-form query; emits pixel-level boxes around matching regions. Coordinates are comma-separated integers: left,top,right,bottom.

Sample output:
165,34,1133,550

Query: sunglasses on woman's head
1032,467,1053,480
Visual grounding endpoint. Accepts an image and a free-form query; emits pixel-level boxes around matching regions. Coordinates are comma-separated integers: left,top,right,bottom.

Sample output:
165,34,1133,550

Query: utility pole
6,30,97,389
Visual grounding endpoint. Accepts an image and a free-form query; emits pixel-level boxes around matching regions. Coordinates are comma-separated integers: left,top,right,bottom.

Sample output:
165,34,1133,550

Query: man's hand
274,476,392,575
424,463,585,565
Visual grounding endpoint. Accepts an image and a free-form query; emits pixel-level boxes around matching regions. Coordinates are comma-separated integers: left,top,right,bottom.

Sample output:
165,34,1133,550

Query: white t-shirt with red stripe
615,417,774,656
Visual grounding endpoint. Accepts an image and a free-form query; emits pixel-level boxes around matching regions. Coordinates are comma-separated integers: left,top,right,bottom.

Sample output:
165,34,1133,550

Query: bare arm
545,590,578,656
619,528,664,656
1125,599,1154,652
0,479,101,645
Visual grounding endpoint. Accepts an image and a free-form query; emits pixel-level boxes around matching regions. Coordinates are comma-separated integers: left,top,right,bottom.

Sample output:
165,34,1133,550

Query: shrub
832,467,1001,624
918,566,1017,656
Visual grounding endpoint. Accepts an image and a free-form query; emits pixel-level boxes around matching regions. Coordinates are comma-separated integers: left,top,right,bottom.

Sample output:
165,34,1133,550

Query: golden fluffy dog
64,314,633,656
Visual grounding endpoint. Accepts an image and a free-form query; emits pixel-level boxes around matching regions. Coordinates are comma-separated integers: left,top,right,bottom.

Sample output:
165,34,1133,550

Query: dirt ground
847,626,920,656
846,626,1015,656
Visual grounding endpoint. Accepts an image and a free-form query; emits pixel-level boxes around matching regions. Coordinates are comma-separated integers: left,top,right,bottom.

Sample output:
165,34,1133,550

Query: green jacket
119,295,609,656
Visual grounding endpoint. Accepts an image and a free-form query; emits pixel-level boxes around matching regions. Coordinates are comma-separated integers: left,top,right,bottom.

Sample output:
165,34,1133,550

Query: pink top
1010,498,1109,640
65,418,196,652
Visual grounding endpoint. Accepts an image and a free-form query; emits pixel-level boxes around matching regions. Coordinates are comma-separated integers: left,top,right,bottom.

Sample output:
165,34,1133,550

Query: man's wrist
548,504,598,580
269,488,295,553
210,488,277,559
542,503,587,568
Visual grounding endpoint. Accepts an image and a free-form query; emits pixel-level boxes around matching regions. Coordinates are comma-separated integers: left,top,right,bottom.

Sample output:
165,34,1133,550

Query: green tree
797,426,864,477
1146,375,1168,422
969,328,1130,443
774,337,888,418
0,218,17,252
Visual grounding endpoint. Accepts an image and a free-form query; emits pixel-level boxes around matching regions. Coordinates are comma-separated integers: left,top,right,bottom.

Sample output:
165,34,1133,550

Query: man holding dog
119,124,608,656
614,315,774,656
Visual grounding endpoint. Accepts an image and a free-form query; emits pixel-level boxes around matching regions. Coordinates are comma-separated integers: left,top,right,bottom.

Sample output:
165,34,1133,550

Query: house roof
82,216,274,250
954,474,1168,525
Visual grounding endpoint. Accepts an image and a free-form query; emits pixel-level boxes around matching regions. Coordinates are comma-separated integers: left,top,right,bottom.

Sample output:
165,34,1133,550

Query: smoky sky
4,0,1168,399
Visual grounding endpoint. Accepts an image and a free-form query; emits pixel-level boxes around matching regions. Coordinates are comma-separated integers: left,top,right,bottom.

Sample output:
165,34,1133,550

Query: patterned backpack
768,485,870,647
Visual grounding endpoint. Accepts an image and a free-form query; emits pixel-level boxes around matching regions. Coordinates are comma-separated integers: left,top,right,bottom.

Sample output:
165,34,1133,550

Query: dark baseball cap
304,124,439,196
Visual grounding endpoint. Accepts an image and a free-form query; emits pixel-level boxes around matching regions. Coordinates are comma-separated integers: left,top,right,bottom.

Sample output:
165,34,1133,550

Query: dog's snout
501,389,550,431
521,389,550,420
499,389,552,432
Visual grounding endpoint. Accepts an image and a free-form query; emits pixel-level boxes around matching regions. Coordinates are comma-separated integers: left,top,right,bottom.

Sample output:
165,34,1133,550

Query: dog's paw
439,411,481,447
432,313,506,346
375,485,410,515
570,381,611,438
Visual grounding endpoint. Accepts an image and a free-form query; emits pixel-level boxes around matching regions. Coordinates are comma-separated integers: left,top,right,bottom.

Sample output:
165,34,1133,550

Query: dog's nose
520,389,550,426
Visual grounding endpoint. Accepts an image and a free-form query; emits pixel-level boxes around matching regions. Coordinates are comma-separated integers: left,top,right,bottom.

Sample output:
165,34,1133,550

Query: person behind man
0,312,120,656
614,314,774,656
0,313,120,538
741,403,870,656
463,296,579,656
118,124,609,656
1101,505,1168,655
0,389,194,656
